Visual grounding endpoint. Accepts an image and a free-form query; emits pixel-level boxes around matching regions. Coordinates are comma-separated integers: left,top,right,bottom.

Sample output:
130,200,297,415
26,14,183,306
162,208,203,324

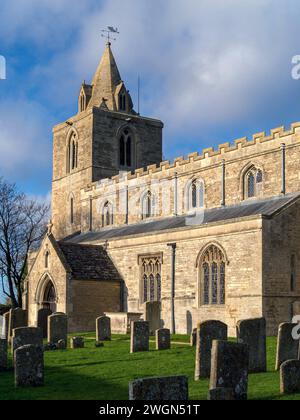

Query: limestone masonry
24,42,300,336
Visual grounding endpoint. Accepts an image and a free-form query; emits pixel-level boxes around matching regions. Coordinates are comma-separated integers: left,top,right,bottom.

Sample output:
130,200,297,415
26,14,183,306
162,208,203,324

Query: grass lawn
0,334,299,400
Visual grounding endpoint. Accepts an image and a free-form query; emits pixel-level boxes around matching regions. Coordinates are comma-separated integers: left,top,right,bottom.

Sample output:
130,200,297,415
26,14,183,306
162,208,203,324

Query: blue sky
1,0,300,201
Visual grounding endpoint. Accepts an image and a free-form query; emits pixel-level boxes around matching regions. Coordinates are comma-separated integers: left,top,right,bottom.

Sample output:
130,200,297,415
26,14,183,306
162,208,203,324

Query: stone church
24,42,300,336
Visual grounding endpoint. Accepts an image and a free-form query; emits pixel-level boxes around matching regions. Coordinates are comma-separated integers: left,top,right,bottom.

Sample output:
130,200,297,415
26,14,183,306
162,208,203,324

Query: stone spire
88,42,132,112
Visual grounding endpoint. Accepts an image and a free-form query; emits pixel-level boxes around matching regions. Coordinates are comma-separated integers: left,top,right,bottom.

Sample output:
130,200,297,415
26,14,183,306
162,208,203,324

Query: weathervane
101,26,120,43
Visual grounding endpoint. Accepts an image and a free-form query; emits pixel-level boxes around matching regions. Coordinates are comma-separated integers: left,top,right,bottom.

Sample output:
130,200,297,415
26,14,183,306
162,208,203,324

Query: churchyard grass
0,335,299,400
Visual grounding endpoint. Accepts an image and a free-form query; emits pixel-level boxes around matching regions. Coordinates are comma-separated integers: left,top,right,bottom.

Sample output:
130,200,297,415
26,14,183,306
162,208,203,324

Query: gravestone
129,376,188,400
156,328,170,350
195,320,228,379
37,308,52,338
208,387,234,401
210,340,249,401
4,312,10,339
48,312,68,344
0,339,7,371
8,308,27,341
130,321,149,353
57,339,66,350
190,328,197,347
96,316,111,341
70,337,84,349
236,317,266,373
12,327,43,354
15,344,44,387
275,323,299,370
144,302,161,335
280,360,300,394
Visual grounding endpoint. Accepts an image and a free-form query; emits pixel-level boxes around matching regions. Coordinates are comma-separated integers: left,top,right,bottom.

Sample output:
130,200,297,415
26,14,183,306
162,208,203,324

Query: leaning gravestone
236,317,266,373
0,339,7,371
144,302,161,335
96,316,111,341
190,328,197,347
130,321,149,353
129,376,188,400
156,328,170,350
8,308,27,341
48,312,68,345
210,340,249,400
37,308,52,338
275,323,299,370
70,337,84,349
12,327,43,354
280,360,300,394
195,320,228,379
15,344,44,387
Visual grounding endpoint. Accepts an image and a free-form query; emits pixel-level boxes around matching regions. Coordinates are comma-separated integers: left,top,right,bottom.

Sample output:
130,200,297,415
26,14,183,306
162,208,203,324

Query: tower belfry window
119,93,126,111
119,129,133,168
67,132,78,173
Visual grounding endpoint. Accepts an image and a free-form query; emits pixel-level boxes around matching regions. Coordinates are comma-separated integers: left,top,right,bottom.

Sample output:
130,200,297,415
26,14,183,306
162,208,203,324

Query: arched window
140,255,162,303
199,245,226,306
67,131,78,173
119,129,133,169
45,251,50,269
142,191,154,220
187,179,204,211
244,166,263,199
102,201,113,227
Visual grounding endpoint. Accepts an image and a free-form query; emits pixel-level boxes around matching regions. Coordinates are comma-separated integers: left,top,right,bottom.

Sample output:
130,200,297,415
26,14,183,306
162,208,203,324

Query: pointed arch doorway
42,280,57,313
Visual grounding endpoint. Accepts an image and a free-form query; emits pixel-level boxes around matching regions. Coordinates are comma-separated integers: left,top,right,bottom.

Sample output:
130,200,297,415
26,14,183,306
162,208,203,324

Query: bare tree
0,178,50,307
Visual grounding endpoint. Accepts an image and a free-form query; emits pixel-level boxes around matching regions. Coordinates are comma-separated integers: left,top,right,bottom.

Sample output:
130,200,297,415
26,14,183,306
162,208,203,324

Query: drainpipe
168,243,177,334
125,186,129,225
221,159,226,206
281,143,286,195
89,196,93,231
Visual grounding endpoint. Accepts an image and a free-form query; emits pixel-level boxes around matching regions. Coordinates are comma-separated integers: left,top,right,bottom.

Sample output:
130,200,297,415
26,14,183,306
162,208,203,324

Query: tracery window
244,166,263,199
140,255,162,303
200,245,226,305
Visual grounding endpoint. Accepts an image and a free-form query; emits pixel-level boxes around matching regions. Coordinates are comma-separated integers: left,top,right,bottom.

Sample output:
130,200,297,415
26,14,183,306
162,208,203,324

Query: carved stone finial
47,220,53,235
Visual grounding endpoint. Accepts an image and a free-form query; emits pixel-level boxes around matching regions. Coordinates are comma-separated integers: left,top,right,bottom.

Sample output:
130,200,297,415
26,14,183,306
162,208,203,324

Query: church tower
51,42,163,239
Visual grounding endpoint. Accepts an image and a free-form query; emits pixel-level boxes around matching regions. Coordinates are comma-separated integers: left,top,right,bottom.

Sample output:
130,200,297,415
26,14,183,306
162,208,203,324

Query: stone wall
81,122,300,231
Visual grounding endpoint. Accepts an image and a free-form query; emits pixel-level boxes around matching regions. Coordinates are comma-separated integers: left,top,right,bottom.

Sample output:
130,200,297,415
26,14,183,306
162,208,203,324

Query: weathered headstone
0,339,7,371
210,340,249,401
144,302,161,335
190,328,197,347
275,323,299,370
208,387,234,401
48,312,68,344
15,344,44,387
12,327,43,353
37,308,52,338
236,317,266,373
195,320,228,379
3,312,10,339
8,308,27,341
156,328,170,350
96,316,111,341
70,337,84,349
130,321,149,353
280,360,300,394
129,376,188,400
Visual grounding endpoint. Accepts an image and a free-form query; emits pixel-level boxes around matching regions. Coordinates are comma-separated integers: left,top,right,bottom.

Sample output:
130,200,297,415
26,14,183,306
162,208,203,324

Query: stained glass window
211,262,218,304
247,173,255,198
